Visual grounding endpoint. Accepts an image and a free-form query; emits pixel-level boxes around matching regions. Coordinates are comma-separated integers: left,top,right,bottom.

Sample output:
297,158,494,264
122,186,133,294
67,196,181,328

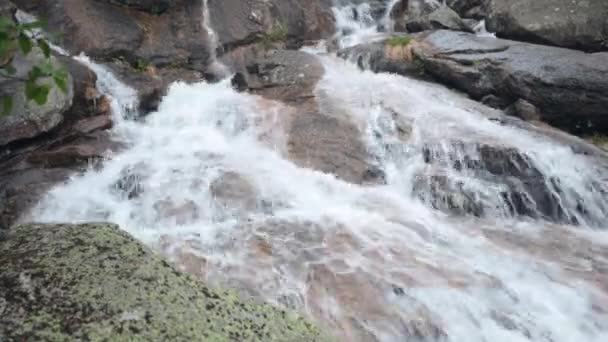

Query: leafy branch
0,16,69,117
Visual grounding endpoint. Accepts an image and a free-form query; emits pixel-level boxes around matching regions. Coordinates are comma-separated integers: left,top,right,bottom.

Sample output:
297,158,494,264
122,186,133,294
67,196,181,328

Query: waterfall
27,1,608,341
201,0,229,77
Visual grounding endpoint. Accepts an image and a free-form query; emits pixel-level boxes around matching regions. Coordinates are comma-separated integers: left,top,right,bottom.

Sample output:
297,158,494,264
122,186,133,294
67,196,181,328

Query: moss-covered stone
0,223,330,341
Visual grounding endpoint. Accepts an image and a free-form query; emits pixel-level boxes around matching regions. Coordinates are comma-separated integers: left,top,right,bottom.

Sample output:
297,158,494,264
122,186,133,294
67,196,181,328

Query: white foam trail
474,20,496,38
332,2,386,49
201,0,229,77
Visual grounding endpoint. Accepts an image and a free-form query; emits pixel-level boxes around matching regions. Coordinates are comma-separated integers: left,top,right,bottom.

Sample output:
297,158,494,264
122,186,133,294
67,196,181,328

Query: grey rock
0,222,330,340
486,0,608,52
17,0,209,69
414,30,608,135
446,0,490,19
0,49,74,146
391,0,472,33
208,0,334,51
505,99,541,122
337,41,427,79
100,0,171,14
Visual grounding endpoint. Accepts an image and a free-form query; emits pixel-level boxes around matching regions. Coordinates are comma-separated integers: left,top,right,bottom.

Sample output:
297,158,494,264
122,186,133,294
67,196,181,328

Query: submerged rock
0,223,330,341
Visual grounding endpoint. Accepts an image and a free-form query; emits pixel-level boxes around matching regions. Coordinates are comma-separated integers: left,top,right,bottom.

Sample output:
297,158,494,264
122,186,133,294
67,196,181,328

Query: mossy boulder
0,223,330,341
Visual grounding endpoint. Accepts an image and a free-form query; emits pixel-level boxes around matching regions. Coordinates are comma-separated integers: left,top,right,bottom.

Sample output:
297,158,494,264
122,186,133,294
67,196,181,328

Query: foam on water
27,1,608,341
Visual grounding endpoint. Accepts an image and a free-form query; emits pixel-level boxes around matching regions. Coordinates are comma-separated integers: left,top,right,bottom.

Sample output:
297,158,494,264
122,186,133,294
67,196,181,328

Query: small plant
589,134,608,149
386,36,412,47
0,16,69,117
134,58,150,72
261,23,289,49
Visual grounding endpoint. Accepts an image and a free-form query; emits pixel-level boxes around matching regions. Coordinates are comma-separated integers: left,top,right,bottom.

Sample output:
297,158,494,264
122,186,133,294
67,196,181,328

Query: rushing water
28,0,608,341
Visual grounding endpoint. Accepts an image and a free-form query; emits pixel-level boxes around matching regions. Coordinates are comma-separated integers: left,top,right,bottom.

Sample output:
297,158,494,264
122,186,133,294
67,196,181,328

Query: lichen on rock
0,223,330,341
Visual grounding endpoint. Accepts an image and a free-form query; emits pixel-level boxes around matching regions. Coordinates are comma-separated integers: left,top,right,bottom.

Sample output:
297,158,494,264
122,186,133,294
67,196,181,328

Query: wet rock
391,0,472,33
486,0,608,52
505,99,541,122
26,131,117,168
101,0,171,14
414,173,485,217
288,108,375,185
210,171,259,217
0,48,74,147
0,0,15,17
226,48,379,185
446,0,490,19
228,49,325,104
154,199,199,225
208,0,334,51
107,61,202,114
480,94,510,109
58,55,104,119
337,39,428,79
0,168,72,229
111,164,148,200
18,0,209,70
0,223,330,341
413,30,608,135
72,111,113,134
417,141,586,224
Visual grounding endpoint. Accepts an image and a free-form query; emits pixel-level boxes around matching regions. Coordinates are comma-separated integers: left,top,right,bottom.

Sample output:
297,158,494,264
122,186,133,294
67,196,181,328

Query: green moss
386,36,412,47
589,134,608,150
134,58,150,73
261,24,289,49
0,223,331,341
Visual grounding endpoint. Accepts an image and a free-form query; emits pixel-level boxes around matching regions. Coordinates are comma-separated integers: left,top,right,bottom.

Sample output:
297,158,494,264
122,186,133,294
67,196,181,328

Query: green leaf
37,38,51,58
25,79,50,105
25,78,37,99
0,33,12,60
18,33,32,55
53,74,68,93
1,95,12,117
32,84,50,105
38,61,54,75
29,65,44,80
0,17,15,33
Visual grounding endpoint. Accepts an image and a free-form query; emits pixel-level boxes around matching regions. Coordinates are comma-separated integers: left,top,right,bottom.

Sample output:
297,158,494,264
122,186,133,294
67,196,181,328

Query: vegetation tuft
261,24,289,49
386,36,412,47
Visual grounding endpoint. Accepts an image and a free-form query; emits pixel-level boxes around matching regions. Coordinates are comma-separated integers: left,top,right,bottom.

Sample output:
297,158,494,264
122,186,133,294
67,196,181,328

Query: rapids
27,1,608,341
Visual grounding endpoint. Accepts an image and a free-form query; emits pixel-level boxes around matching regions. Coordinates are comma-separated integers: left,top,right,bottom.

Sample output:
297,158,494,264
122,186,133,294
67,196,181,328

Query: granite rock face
0,223,330,341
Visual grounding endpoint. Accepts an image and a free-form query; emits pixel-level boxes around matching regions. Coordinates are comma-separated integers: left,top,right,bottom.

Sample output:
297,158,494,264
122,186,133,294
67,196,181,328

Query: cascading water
28,0,608,341
201,0,229,78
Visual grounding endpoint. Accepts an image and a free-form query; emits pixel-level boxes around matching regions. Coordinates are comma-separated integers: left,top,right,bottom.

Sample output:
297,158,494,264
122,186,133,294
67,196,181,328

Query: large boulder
207,0,334,51
412,30,608,135
390,0,472,33
0,223,330,341
0,49,74,146
486,0,608,52
17,0,209,69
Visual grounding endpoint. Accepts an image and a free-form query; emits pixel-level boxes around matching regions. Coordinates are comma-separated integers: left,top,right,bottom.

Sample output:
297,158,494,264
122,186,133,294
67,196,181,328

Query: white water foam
201,0,230,77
